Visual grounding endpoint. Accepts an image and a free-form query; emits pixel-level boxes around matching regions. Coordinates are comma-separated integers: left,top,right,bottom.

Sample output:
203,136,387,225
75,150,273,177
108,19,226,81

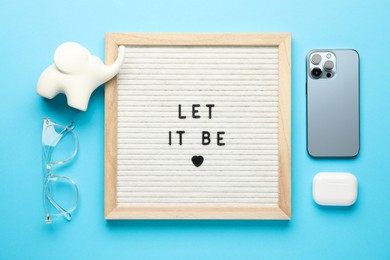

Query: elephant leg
65,87,93,111
37,85,60,99
37,66,63,99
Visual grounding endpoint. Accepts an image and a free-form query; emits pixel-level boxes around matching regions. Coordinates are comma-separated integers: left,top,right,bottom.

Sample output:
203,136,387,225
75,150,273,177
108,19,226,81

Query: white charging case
313,172,358,206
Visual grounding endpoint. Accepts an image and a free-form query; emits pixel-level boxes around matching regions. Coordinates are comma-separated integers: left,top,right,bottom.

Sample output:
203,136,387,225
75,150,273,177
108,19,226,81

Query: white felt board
117,46,279,205
104,33,291,220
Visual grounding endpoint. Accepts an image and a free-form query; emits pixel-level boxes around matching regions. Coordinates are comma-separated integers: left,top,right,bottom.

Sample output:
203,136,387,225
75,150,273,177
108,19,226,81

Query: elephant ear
54,42,90,74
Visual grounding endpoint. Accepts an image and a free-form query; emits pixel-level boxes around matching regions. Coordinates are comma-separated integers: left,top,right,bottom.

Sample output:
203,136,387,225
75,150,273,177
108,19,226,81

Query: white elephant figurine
37,42,126,111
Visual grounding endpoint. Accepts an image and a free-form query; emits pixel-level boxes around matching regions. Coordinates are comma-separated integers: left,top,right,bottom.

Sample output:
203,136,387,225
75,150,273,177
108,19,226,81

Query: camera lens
311,67,322,78
311,54,321,65
323,60,334,71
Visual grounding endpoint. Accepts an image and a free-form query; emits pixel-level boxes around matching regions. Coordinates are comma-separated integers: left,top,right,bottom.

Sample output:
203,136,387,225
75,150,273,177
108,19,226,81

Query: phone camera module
311,67,322,78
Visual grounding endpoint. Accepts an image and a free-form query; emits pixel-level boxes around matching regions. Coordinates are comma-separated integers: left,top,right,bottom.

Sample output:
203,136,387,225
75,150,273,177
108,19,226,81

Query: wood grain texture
104,35,119,218
277,35,292,217
104,33,291,220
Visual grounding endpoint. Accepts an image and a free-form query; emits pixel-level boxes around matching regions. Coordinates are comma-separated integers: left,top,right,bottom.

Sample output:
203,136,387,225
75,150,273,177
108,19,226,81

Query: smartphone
306,49,360,157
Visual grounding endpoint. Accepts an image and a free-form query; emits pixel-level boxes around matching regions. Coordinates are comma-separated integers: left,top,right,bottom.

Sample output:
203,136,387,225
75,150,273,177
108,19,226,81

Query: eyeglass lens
43,123,77,164
44,176,78,221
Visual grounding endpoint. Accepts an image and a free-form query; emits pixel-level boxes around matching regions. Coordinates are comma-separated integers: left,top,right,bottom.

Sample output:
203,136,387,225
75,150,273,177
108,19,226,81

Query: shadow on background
38,85,105,122
312,192,360,216
39,93,81,119
307,151,361,163
106,219,291,231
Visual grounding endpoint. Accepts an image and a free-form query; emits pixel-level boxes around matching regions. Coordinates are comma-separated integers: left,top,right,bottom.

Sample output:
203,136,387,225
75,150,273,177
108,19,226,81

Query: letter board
105,33,291,219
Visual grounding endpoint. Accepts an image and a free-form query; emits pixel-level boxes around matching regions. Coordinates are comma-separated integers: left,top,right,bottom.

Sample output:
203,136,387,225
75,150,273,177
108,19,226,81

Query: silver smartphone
306,49,360,157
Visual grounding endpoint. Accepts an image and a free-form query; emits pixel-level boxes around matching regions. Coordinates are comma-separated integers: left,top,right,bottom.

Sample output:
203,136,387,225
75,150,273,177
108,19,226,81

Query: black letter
168,131,172,145
192,104,200,119
178,104,186,119
206,104,215,119
202,131,211,145
217,131,225,146
176,130,185,145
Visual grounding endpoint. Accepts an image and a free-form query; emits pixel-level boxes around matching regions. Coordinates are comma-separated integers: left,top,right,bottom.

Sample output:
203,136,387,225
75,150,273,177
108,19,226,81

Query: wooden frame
105,33,291,220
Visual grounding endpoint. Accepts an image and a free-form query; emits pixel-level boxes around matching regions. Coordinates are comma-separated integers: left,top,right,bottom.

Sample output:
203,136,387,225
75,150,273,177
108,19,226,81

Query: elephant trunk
99,45,126,83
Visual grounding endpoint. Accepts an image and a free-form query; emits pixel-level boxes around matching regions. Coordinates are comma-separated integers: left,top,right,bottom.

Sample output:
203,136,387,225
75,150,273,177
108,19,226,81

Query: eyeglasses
42,118,79,224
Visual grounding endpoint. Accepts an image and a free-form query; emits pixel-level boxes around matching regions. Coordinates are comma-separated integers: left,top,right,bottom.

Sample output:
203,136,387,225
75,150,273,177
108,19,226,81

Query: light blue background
1,0,390,259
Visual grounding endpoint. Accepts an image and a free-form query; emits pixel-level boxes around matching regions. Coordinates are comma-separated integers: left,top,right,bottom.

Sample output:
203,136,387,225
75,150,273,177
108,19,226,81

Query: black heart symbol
192,155,204,167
